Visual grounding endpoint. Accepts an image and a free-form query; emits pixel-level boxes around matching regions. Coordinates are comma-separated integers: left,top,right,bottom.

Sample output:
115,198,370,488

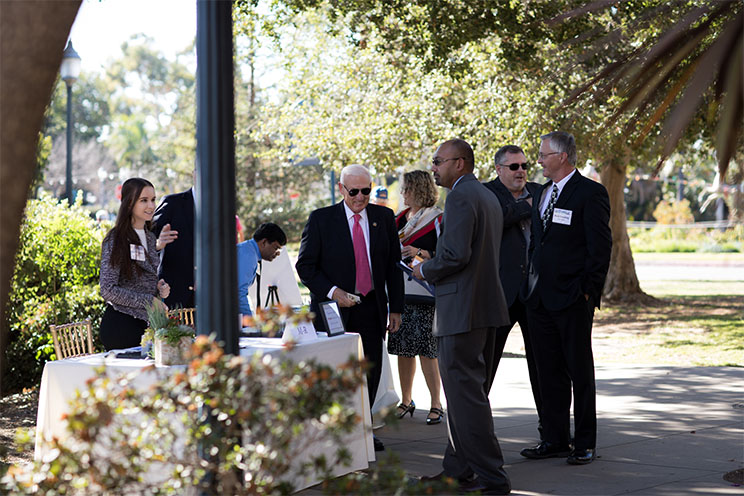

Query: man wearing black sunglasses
483,145,544,442
296,164,404,452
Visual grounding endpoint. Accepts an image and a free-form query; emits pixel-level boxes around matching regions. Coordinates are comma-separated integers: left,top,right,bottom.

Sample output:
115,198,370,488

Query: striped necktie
542,185,559,231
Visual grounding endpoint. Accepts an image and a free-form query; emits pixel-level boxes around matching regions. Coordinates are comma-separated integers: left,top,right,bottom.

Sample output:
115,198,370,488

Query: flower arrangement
145,302,195,365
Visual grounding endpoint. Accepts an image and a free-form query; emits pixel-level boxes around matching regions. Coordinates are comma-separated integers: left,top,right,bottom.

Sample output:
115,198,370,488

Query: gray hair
340,164,371,184
494,145,525,167
541,131,576,166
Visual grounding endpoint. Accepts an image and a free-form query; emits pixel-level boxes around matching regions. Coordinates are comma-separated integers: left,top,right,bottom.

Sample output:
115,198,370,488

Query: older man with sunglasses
483,145,544,441
296,164,404,452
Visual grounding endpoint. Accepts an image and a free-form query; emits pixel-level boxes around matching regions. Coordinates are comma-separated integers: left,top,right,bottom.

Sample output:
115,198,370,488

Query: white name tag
282,321,318,343
130,244,146,261
552,208,572,225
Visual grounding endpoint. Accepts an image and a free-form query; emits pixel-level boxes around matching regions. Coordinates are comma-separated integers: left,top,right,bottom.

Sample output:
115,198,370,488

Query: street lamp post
60,40,81,203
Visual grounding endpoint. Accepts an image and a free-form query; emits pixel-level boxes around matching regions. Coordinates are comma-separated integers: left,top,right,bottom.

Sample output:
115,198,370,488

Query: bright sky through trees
68,0,196,74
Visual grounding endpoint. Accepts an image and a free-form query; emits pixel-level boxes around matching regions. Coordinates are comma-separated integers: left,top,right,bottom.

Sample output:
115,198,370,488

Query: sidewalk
305,355,744,495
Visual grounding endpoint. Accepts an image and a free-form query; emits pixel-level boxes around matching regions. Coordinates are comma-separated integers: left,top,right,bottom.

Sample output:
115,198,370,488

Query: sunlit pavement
302,354,744,495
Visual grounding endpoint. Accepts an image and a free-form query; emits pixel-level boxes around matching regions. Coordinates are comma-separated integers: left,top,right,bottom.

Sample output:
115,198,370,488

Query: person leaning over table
237,222,287,322
389,170,445,425
99,177,175,351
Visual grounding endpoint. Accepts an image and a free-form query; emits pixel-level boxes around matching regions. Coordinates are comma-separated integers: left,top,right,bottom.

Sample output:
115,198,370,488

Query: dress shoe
396,400,415,419
373,435,385,452
567,448,595,465
520,441,571,459
426,407,444,425
458,476,511,495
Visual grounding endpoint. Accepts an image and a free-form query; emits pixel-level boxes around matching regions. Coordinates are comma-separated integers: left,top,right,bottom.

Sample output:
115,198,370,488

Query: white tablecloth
35,333,374,491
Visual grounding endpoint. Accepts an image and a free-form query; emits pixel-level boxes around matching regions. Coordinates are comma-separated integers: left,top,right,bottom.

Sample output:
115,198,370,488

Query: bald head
441,139,474,172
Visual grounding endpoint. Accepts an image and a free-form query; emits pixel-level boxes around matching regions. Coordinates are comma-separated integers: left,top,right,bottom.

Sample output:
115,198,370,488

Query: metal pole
65,83,73,202
195,0,238,355
330,169,336,205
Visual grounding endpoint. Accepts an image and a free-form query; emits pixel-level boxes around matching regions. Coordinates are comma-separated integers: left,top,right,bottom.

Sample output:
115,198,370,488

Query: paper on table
397,261,435,296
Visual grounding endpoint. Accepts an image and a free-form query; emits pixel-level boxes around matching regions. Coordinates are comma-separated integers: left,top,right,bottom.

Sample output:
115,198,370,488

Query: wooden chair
50,319,93,359
167,307,196,328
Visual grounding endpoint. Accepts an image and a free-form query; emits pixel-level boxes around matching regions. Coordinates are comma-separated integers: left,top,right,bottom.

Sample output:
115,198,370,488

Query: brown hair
402,170,438,208
104,177,154,280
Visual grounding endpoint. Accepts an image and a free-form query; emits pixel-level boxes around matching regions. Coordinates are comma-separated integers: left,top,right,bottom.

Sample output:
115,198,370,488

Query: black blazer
152,189,195,308
295,202,405,333
484,178,541,307
522,171,611,311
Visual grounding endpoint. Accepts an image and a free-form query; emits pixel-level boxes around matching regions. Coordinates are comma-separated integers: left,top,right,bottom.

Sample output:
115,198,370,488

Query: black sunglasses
501,162,530,171
342,184,372,197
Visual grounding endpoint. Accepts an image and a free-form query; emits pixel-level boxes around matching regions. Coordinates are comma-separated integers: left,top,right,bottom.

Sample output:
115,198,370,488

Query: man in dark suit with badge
520,131,611,465
296,164,404,452
483,144,543,439
414,139,511,495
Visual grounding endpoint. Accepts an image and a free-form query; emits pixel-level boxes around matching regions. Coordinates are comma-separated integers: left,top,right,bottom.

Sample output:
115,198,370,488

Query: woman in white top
99,178,171,350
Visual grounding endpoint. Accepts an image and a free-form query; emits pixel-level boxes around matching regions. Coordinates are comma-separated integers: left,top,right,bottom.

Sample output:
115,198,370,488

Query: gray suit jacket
421,174,510,336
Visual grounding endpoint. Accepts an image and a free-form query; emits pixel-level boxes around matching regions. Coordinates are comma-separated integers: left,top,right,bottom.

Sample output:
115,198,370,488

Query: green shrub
3,194,106,393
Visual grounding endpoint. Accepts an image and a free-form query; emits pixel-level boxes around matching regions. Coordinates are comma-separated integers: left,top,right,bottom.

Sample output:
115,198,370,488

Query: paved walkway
304,355,744,495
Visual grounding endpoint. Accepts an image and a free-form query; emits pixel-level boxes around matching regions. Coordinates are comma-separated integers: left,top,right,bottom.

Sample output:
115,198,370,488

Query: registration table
35,333,375,492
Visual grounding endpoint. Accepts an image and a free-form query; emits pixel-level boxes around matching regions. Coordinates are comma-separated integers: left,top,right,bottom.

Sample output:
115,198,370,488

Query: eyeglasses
342,184,371,197
500,162,530,171
538,152,561,160
432,157,463,167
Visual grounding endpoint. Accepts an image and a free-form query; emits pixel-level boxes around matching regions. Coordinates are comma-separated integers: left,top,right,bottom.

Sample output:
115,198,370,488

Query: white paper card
282,321,318,343
552,208,572,225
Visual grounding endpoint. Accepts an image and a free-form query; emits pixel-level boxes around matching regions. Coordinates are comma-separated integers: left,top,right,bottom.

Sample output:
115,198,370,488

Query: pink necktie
352,214,373,296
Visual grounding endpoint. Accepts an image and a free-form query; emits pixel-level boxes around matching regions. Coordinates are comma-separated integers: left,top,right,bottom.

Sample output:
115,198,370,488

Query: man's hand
332,288,358,308
412,263,424,280
387,313,401,333
156,223,178,251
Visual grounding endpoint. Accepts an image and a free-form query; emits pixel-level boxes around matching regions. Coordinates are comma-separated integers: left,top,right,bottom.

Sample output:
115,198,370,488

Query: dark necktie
542,185,559,231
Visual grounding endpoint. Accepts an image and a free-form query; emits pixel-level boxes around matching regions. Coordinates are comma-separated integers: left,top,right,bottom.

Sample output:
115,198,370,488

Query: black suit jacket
484,178,541,307
523,171,611,311
152,189,195,308
295,202,405,334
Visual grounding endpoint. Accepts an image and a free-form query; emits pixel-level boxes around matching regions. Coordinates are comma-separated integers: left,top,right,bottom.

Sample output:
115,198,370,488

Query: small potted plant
146,302,195,366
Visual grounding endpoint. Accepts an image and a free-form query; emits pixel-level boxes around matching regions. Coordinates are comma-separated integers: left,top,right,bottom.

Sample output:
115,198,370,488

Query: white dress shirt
539,168,576,217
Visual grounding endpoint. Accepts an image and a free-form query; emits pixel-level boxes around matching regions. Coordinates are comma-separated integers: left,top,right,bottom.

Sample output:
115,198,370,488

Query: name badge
282,321,318,344
130,244,146,261
552,208,572,225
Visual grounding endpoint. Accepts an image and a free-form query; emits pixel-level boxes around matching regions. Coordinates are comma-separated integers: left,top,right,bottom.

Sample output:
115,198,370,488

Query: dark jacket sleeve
295,210,335,298
581,184,612,305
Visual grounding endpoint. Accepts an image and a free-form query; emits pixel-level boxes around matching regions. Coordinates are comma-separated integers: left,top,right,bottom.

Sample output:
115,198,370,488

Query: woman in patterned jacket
99,177,171,350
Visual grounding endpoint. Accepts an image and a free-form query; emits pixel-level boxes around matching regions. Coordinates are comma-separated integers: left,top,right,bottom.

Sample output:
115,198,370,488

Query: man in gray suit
414,139,511,495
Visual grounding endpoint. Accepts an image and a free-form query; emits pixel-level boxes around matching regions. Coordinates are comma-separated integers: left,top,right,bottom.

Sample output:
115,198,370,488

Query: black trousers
527,295,597,450
490,299,544,439
100,305,148,351
345,291,383,406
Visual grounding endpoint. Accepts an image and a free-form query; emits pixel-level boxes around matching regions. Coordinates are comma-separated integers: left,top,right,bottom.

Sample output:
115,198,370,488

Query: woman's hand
151,297,168,312
401,245,419,259
156,223,178,251
157,279,171,299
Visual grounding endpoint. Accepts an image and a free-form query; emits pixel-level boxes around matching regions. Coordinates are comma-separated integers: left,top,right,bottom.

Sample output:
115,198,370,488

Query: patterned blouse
99,230,160,322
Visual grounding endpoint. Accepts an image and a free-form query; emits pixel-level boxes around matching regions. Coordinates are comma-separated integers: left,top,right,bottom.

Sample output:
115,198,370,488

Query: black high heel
396,400,415,419
426,407,444,425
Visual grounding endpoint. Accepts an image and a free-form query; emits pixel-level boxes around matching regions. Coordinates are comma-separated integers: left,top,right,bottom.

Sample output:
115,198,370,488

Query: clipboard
398,261,435,296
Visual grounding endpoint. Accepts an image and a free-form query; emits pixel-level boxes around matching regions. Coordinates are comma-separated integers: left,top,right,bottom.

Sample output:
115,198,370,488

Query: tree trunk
0,0,82,395
599,158,656,305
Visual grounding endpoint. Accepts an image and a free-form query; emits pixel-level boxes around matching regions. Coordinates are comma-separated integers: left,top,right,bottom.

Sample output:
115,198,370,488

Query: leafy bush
629,224,742,253
3,194,106,393
653,199,694,225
